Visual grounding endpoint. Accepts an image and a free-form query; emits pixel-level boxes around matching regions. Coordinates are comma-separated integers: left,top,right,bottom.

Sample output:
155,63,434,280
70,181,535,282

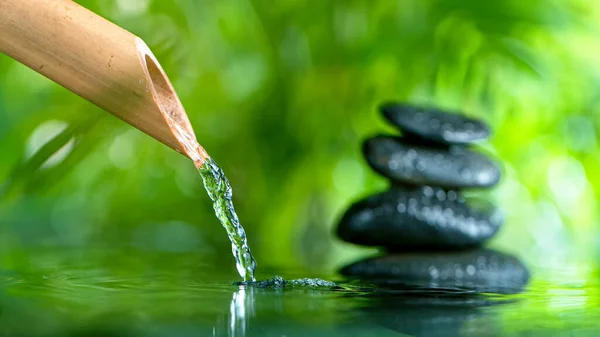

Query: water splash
198,158,257,282
235,276,339,289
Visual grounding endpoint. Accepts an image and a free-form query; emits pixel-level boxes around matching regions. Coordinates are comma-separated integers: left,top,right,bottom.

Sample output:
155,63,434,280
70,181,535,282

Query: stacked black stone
336,102,529,294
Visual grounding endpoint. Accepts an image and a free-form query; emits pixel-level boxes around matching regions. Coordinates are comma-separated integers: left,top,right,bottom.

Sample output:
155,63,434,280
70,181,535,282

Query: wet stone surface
340,249,530,294
380,102,490,145
335,101,528,297
336,186,503,250
363,136,501,189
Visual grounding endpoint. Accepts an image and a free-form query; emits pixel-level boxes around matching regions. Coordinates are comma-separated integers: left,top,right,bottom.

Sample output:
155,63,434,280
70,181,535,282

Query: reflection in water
221,278,339,337
338,248,530,335
226,286,255,337
3,247,598,336
219,273,527,337
2,264,599,336
361,291,514,337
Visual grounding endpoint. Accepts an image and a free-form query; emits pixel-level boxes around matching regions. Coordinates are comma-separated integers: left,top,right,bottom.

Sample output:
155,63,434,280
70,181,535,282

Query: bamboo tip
134,38,210,166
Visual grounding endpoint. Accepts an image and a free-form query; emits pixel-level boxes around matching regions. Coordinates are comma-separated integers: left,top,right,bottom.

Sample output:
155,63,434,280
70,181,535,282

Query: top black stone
363,136,502,189
380,103,490,145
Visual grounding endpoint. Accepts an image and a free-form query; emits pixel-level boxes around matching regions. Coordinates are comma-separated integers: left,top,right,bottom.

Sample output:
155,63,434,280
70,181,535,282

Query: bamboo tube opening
135,39,209,167
0,0,210,167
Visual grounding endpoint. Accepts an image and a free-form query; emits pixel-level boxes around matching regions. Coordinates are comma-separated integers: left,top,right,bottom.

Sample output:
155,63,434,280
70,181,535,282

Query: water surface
1,246,599,337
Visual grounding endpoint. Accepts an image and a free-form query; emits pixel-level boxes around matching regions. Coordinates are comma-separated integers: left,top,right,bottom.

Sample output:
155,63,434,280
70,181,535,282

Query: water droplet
439,267,450,280
469,224,479,236
415,208,426,221
397,203,407,213
407,149,418,159
447,191,458,201
428,266,439,279
460,168,472,179
466,265,476,276
423,186,434,197
438,216,447,227
407,205,417,215
443,208,454,218
465,217,476,228
454,264,463,279
436,190,446,201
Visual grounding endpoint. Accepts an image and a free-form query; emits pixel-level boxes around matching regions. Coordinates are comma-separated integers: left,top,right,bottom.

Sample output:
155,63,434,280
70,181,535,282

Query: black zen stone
336,186,502,250
380,102,490,145
363,136,501,189
339,249,530,294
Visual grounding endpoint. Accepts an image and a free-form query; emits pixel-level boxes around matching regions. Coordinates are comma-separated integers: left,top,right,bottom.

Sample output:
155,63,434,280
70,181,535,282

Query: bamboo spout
0,0,209,166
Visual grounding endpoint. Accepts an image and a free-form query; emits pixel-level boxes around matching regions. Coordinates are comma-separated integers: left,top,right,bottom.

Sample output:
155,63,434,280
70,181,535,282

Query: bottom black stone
339,249,529,294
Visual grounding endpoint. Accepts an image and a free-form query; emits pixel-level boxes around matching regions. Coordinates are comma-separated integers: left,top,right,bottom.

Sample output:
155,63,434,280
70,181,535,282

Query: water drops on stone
363,136,501,189
336,186,502,250
335,101,528,294
379,102,491,145
339,249,530,294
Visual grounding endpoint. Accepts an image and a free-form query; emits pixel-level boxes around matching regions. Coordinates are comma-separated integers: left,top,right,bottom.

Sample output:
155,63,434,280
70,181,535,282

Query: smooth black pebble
336,186,502,250
380,102,490,145
339,249,530,294
364,135,501,189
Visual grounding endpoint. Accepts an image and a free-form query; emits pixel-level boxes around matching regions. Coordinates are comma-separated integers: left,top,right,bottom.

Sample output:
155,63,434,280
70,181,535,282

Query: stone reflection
336,103,530,293
361,291,515,337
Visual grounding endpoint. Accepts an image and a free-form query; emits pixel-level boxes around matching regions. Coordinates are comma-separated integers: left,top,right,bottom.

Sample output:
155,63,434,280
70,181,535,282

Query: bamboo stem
0,0,209,166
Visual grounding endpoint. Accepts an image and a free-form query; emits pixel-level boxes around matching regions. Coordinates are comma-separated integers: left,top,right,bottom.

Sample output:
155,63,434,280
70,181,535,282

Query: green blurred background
1,0,600,281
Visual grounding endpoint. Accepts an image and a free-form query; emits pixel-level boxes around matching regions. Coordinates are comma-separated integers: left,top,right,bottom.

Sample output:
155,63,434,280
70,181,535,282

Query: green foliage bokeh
1,0,600,278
